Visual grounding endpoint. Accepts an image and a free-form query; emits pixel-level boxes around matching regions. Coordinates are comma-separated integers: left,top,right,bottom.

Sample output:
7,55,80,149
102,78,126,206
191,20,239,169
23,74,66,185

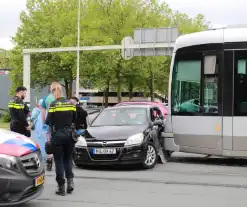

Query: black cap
16,86,27,93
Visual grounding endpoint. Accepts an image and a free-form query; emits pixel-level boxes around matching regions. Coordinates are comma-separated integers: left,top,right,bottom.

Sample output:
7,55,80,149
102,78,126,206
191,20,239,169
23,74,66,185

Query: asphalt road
22,152,247,207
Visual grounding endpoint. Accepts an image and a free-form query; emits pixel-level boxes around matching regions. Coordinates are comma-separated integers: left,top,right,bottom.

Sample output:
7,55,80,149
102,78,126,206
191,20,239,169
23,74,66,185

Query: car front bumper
74,144,147,166
0,151,45,206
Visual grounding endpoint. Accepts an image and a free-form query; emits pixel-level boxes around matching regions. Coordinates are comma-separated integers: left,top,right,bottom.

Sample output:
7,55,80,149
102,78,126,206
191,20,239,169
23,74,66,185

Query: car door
149,107,164,152
150,107,164,135
154,107,165,132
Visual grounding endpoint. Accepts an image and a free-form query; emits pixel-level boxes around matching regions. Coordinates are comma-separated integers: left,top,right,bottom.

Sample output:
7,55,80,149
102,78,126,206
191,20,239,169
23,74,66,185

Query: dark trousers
24,130,31,137
52,136,74,186
10,123,26,135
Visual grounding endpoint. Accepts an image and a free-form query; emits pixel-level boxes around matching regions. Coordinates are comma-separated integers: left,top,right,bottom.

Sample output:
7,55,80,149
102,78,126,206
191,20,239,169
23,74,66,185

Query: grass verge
0,119,9,129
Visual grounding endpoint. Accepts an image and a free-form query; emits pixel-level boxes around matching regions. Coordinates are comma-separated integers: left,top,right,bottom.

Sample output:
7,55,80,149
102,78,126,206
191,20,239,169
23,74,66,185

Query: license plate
93,148,116,154
35,174,45,187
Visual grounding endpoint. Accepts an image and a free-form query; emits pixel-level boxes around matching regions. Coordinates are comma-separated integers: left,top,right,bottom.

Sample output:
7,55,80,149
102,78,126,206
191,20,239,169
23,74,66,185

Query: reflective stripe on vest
48,105,76,113
8,103,24,109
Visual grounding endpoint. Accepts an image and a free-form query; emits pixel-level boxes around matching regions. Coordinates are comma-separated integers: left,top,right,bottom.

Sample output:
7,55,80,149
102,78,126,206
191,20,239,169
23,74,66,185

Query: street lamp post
76,0,81,98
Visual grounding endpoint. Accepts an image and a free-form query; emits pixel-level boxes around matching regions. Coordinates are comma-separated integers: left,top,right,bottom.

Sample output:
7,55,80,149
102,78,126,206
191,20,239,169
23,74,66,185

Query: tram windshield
172,56,219,115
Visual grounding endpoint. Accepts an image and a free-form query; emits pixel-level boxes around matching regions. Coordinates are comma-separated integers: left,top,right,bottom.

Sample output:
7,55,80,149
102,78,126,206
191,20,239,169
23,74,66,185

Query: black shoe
46,163,52,171
67,178,74,194
46,158,53,171
56,185,65,196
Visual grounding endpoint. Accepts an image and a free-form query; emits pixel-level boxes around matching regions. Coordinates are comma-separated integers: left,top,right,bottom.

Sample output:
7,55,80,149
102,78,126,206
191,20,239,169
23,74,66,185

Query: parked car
74,105,165,169
0,129,44,205
163,103,168,107
115,101,168,118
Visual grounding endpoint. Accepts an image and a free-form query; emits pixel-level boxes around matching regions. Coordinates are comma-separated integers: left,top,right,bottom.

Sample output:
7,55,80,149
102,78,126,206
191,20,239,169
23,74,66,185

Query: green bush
2,111,10,123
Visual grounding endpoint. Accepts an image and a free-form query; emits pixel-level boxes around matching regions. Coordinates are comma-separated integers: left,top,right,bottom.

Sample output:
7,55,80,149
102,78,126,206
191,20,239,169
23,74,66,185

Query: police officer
70,96,88,166
8,86,30,135
42,83,58,171
70,96,88,130
45,83,76,196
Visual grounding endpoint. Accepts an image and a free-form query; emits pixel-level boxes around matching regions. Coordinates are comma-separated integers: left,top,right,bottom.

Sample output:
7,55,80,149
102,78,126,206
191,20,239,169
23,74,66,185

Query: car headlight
0,154,19,172
124,133,144,147
75,136,87,147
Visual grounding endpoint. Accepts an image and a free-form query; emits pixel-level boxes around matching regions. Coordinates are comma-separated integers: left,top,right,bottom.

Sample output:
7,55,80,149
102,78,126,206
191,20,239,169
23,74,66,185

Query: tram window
234,54,247,116
238,60,246,74
203,77,218,113
204,56,218,74
203,55,219,114
172,60,201,114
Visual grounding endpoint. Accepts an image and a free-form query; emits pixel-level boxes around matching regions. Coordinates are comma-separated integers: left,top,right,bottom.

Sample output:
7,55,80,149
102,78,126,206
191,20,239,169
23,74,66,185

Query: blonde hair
50,82,62,99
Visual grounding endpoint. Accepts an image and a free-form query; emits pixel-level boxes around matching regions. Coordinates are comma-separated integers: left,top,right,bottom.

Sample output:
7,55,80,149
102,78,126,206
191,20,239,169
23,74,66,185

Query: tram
164,26,247,158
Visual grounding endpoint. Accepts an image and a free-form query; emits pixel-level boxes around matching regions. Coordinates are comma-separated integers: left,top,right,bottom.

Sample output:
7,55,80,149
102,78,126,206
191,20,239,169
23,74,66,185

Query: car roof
105,105,151,110
117,101,167,109
117,101,162,105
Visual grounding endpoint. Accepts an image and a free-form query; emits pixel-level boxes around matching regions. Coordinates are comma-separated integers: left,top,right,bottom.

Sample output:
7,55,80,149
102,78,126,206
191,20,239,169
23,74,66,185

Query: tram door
222,51,234,153
171,51,223,155
231,50,247,153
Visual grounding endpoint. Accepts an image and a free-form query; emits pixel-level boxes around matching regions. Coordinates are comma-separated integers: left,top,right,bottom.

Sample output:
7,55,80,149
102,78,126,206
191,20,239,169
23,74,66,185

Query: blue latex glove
43,124,49,132
75,129,85,136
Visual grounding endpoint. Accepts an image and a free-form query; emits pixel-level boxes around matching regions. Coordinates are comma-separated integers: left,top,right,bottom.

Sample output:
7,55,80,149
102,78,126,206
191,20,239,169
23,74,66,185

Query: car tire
142,142,158,169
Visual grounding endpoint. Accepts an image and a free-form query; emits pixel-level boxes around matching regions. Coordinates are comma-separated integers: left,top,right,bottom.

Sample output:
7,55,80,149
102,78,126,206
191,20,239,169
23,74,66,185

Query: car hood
0,129,39,157
85,125,148,141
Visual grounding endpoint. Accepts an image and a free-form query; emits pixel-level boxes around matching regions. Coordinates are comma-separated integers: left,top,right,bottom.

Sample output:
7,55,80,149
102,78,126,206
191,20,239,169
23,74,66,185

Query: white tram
164,26,247,158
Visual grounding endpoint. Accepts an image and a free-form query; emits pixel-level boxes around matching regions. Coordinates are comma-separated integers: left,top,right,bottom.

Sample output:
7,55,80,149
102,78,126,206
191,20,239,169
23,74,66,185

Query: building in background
0,74,66,110
70,81,164,106
0,74,164,110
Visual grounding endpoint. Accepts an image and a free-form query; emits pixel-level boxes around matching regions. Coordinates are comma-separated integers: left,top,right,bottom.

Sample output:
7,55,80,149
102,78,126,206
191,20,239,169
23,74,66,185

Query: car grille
20,150,42,175
87,140,125,148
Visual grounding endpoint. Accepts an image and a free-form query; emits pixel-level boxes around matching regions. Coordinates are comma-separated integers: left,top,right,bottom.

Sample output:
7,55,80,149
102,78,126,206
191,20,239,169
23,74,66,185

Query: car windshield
91,107,148,127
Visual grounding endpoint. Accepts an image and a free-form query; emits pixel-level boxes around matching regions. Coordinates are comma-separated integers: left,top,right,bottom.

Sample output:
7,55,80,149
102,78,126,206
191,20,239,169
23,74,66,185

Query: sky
0,0,246,50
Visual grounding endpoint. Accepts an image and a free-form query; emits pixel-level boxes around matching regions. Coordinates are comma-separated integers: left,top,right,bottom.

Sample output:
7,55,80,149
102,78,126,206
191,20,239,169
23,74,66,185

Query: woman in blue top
41,82,57,171
31,99,47,161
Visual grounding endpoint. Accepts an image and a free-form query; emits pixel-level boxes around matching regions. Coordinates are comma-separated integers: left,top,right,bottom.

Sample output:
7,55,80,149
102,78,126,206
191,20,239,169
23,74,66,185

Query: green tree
11,0,108,97
10,0,209,101
83,0,175,102
80,51,117,106
172,12,209,34
0,49,11,69
121,57,147,100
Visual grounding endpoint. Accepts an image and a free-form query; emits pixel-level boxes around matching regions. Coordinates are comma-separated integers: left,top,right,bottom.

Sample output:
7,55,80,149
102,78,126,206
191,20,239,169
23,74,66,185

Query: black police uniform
71,104,88,165
75,104,88,130
45,97,76,195
8,96,29,135
24,103,31,137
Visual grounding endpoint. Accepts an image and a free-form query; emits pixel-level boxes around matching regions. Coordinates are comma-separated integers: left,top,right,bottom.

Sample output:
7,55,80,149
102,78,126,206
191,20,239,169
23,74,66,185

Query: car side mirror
153,119,163,126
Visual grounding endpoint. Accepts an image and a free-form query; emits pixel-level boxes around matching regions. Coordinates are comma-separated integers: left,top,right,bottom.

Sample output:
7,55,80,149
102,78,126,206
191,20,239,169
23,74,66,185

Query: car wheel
142,142,158,169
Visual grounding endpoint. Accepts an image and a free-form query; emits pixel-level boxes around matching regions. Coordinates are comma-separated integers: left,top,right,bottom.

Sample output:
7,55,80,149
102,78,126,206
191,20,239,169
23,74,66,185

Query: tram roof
174,27,247,52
